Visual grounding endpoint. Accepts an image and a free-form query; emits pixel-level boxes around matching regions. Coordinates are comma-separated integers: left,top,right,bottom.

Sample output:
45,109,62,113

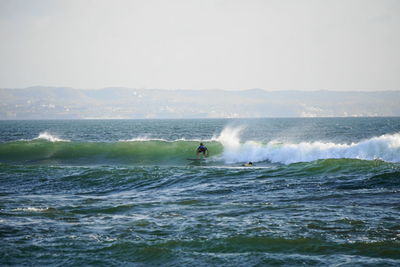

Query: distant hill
0,87,399,119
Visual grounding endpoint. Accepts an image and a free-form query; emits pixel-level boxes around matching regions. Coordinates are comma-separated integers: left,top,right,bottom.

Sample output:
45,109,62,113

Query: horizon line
1,86,399,93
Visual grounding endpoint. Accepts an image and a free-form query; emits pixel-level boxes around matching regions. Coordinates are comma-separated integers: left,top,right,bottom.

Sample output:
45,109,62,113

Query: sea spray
34,131,70,142
215,126,400,164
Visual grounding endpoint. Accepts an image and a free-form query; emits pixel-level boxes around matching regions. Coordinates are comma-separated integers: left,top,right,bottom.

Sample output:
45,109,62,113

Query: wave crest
216,127,400,164
34,132,69,142
1,127,400,165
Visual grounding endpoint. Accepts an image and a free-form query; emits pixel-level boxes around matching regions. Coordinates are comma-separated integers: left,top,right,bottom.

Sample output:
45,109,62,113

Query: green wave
0,140,223,165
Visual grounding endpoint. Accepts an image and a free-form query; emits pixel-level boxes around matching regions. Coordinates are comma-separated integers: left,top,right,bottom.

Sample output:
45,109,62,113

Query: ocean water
0,118,399,266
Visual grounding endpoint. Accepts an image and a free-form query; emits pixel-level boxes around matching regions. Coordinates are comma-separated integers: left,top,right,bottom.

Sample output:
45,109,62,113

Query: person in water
243,162,253,167
196,143,208,158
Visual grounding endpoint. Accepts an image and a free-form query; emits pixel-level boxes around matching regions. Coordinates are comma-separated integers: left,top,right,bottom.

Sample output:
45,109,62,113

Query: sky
0,0,399,91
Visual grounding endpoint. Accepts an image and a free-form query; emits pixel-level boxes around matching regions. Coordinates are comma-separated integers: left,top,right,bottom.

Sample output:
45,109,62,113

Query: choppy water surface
0,118,399,266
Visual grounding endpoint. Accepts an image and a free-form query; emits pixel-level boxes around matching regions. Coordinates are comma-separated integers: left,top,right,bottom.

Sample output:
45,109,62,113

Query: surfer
196,142,208,158
243,162,253,167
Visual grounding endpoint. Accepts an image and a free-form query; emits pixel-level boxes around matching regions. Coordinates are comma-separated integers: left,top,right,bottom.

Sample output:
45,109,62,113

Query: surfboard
186,158,206,161
242,163,253,167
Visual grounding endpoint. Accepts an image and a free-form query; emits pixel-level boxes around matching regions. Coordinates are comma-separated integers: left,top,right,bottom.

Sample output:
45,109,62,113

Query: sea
0,118,399,266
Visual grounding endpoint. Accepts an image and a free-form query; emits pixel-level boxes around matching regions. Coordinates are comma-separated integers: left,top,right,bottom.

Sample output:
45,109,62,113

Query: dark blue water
0,118,399,266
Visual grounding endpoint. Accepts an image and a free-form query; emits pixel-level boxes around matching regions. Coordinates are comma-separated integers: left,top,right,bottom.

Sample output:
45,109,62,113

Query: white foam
14,207,50,212
216,126,400,164
34,132,69,142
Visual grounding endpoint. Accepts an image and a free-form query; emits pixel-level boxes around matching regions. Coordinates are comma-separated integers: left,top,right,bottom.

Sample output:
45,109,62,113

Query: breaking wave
217,127,400,164
1,128,399,165
33,131,70,142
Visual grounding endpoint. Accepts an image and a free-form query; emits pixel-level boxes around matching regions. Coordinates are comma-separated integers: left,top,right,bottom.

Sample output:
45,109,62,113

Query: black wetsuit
197,145,207,153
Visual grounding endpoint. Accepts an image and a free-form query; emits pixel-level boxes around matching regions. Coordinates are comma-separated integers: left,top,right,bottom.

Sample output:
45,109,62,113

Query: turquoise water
0,118,399,266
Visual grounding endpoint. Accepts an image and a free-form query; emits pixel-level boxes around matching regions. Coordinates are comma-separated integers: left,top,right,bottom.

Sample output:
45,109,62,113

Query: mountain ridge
1,87,399,119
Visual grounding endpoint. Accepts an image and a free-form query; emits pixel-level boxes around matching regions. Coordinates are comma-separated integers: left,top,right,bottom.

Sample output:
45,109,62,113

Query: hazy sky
0,0,399,90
